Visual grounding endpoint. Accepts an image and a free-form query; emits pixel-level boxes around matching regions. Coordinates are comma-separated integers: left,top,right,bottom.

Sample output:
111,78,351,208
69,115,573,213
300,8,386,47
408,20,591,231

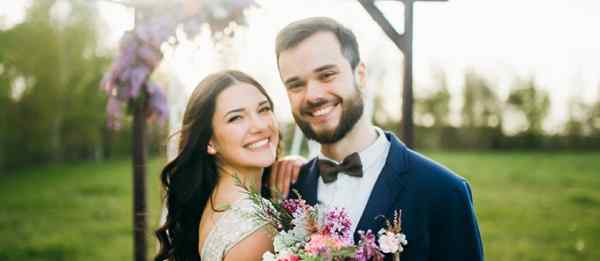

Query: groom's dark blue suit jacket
289,132,484,261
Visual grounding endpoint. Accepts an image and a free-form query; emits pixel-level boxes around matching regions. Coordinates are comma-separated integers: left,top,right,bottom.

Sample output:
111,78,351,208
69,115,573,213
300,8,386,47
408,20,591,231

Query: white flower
273,231,294,253
378,230,408,254
398,233,408,246
273,218,309,253
262,251,276,261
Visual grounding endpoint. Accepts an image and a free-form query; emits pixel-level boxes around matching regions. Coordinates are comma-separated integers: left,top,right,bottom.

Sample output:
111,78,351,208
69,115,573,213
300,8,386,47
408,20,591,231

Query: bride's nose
248,113,271,133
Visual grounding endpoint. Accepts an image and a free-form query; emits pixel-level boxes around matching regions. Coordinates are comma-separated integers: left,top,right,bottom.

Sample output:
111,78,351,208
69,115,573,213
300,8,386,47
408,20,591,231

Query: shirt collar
318,127,389,172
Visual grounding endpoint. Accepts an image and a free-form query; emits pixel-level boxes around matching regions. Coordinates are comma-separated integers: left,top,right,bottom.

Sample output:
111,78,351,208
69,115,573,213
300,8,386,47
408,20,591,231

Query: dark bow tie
317,152,363,184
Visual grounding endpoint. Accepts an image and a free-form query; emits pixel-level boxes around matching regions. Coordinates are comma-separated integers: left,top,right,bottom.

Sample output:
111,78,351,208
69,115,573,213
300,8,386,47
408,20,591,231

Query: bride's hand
269,155,306,199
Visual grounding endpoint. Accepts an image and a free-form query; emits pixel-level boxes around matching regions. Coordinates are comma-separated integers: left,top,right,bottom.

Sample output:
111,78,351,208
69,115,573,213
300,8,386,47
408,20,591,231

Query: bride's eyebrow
257,100,270,107
224,108,244,118
223,100,270,118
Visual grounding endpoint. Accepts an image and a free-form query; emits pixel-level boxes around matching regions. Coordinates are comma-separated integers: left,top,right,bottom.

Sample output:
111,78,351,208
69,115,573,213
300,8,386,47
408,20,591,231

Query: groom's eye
319,71,337,81
287,82,304,92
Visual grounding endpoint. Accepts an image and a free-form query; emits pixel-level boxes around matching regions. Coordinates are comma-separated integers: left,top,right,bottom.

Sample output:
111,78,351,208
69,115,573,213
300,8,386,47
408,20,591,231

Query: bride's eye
227,115,242,123
259,106,272,113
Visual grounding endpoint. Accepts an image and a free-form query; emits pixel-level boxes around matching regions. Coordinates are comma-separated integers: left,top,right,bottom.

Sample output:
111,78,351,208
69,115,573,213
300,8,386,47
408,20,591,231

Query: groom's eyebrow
284,64,338,86
314,64,337,73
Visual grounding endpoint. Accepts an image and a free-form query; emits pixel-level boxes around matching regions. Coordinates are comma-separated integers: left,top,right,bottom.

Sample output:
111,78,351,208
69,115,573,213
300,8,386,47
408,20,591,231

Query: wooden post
132,9,148,261
403,0,414,148
359,0,446,149
132,96,148,261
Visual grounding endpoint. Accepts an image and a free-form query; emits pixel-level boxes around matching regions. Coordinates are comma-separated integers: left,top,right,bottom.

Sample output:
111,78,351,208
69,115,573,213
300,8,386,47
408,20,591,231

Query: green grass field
1,152,599,260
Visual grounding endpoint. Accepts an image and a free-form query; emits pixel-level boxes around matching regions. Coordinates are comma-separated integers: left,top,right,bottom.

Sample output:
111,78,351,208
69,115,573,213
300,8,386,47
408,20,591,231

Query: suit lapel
295,158,319,205
354,132,409,241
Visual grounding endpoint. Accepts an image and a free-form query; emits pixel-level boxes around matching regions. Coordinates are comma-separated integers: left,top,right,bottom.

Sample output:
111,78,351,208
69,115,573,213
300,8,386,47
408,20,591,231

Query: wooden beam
357,0,407,51
360,0,446,148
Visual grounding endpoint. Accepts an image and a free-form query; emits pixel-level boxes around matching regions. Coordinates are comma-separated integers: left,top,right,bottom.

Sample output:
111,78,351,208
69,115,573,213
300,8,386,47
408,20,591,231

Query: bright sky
2,0,600,133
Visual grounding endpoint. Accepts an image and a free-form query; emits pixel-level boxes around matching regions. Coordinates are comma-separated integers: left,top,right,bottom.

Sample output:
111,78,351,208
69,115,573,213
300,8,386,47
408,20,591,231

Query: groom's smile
302,97,341,125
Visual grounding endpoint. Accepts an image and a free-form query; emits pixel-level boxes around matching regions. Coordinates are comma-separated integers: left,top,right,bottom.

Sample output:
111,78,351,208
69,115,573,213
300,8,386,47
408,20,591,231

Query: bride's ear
207,140,217,155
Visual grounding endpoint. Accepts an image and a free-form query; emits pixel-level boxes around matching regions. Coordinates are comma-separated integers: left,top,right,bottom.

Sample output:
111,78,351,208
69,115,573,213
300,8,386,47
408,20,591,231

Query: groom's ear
354,62,367,90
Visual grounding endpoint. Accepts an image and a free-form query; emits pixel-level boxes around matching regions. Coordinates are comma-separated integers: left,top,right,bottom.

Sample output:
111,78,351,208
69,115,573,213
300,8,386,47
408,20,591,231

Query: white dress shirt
317,127,391,233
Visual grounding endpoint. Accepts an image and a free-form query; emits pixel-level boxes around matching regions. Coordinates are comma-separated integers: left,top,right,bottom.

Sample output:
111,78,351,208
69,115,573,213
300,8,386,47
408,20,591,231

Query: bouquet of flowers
241,184,407,261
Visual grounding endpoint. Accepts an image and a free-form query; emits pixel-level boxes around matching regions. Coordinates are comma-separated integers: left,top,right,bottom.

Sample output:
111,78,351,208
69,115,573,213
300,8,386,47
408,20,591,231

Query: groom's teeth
313,105,334,117
248,138,269,149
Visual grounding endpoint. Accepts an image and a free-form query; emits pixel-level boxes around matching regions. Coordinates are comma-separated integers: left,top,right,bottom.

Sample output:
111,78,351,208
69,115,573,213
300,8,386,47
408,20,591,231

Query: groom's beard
293,86,364,144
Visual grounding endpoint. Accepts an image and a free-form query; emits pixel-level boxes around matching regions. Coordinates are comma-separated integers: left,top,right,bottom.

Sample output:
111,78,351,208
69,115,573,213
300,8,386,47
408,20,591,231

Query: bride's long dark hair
154,70,276,261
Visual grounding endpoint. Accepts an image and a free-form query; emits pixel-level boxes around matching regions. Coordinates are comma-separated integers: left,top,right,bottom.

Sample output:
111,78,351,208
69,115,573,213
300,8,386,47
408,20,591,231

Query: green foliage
0,0,149,172
403,70,600,150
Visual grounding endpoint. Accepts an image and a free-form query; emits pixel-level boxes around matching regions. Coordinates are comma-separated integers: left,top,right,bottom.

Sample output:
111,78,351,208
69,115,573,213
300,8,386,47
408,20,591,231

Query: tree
564,88,589,137
0,0,109,171
588,84,600,136
507,77,550,135
461,70,502,128
416,69,451,128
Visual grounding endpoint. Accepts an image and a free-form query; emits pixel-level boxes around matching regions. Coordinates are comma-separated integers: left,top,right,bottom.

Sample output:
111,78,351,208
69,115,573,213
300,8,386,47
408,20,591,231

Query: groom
272,17,484,260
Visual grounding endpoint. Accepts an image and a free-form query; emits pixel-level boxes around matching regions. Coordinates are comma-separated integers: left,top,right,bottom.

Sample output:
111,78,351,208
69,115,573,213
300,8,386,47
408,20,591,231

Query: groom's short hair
276,17,361,70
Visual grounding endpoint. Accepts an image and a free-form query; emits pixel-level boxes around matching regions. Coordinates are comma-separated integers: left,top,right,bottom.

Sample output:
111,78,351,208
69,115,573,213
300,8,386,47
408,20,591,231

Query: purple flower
147,82,169,124
137,45,162,68
355,230,384,261
101,1,258,129
129,66,150,97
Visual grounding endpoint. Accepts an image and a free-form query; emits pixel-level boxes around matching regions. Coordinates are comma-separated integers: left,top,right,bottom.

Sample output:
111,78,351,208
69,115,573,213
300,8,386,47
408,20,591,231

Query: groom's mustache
300,98,340,116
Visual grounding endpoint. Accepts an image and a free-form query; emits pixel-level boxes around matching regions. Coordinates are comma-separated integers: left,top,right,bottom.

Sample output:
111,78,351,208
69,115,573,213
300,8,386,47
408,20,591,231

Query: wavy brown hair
154,70,277,261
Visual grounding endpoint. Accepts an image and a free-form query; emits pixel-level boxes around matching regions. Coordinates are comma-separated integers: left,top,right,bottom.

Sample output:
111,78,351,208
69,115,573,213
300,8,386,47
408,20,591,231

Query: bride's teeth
313,105,334,116
248,139,269,149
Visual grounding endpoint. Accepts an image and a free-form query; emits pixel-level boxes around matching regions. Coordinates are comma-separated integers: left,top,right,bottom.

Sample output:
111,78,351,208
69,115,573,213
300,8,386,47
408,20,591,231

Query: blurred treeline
2,1,600,173
374,70,600,150
0,1,164,173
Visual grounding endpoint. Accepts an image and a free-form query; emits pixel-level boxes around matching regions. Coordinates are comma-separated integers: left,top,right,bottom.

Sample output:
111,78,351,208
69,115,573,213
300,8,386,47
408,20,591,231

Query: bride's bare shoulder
223,226,274,261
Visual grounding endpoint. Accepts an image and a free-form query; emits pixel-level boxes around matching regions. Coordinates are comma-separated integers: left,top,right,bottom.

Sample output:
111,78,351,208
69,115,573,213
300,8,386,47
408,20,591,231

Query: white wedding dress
200,197,269,261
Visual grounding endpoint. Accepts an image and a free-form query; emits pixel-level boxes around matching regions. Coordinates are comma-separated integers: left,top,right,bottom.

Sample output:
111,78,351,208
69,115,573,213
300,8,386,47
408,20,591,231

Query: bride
155,70,281,261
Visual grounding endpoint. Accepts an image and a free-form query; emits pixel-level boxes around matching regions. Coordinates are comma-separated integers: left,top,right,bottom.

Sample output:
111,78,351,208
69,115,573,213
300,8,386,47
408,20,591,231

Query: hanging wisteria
100,0,255,129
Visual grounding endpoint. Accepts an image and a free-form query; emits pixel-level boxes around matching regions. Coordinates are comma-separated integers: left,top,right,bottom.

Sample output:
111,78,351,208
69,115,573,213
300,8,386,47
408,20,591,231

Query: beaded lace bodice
200,197,268,261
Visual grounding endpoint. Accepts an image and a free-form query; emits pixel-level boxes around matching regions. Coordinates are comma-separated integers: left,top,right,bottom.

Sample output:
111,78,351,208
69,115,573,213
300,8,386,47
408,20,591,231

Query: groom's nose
304,80,326,102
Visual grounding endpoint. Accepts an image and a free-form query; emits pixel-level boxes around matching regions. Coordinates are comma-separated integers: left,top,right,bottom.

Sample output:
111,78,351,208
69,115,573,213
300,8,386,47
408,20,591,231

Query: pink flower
305,234,347,255
275,255,300,261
